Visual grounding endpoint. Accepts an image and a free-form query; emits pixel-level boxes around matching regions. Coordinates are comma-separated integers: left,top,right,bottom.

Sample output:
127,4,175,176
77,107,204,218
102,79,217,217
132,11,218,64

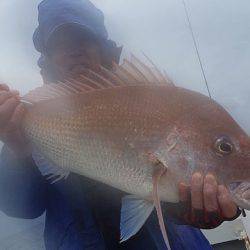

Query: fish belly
27,123,179,202
25,114,156,198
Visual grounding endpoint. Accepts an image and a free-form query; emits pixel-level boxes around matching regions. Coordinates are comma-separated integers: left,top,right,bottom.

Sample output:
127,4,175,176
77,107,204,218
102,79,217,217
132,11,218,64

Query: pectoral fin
32,149,70,184
120,195,154,242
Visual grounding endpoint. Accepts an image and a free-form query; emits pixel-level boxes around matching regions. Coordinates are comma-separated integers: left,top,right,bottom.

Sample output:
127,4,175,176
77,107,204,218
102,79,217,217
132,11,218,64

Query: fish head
225,134,250,209
194,99,250,210
156,92,250,208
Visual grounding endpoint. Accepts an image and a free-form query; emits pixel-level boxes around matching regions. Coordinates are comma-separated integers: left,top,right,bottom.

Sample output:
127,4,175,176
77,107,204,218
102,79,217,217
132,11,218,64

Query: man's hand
178,173,240,229
0,83,28,157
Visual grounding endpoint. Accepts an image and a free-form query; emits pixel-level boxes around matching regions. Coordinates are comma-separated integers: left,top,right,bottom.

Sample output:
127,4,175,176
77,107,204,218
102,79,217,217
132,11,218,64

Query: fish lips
228,181,250,210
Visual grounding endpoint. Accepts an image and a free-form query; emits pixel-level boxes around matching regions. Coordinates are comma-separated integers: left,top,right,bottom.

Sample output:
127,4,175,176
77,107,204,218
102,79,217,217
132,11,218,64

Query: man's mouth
228,181,250,210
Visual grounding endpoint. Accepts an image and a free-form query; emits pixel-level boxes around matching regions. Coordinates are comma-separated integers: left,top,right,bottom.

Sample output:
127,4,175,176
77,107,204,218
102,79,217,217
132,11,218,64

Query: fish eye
215,137,234,155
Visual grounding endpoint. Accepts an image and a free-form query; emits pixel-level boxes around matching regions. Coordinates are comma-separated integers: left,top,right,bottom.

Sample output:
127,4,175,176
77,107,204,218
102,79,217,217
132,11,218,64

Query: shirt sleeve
0,145,47,219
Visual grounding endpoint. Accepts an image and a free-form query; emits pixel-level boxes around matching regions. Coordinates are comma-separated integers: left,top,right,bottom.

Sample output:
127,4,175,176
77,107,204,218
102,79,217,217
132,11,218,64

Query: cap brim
44,22,100,47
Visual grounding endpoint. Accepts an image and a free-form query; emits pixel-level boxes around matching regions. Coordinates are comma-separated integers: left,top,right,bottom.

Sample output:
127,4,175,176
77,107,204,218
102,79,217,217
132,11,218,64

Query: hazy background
0,0,249,248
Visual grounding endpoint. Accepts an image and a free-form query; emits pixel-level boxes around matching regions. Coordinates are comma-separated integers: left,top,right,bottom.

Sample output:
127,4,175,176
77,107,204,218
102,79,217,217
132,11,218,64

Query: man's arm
0,146,47,219
0,83,47,219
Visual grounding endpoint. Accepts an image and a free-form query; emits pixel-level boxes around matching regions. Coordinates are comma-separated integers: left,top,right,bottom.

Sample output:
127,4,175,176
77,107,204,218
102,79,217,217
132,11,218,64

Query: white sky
0,0,249,246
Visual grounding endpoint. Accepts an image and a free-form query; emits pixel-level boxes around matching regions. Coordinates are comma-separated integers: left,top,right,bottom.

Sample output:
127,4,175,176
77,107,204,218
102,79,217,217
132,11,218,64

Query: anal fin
120,195,154,242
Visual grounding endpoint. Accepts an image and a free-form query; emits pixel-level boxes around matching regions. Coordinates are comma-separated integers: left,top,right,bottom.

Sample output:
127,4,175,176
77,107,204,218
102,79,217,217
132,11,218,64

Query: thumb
7,103,26,131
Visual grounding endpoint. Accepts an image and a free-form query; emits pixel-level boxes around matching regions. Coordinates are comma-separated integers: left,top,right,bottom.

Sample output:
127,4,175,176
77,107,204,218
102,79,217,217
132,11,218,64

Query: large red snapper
21,56,250,248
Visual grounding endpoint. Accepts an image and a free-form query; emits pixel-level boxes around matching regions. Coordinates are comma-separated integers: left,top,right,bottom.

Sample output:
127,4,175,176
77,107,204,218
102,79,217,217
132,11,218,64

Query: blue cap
33,0,108,53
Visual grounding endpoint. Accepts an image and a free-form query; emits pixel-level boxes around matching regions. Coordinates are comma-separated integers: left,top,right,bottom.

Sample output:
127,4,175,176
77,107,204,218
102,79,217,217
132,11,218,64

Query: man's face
47,27,102,79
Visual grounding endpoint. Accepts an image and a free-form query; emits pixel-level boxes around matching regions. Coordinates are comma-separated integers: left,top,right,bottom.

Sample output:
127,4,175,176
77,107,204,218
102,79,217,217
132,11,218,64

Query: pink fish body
22,57,250,246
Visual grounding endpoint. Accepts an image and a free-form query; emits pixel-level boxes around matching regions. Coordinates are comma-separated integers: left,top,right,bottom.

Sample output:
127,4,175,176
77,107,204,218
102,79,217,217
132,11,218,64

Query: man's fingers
0,83,9,91
0,90,19,105
0,97,19,127
179,182,190,202
0,91,13,105
7,103,26,131
218,185,237,219
191,172,204,210
203,174,218,212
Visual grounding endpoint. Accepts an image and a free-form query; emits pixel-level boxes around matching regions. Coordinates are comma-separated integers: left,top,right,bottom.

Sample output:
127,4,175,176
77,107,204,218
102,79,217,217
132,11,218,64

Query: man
0,0,240,249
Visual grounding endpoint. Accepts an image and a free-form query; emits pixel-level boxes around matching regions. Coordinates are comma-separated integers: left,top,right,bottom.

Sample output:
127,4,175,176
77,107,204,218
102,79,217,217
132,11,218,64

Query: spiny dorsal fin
123,59,151,84
130,54,160,84
67,78,95,91
99,65,126,86
22,56,175,104
130,54,174,86
113,61,141,84
141,52,167,83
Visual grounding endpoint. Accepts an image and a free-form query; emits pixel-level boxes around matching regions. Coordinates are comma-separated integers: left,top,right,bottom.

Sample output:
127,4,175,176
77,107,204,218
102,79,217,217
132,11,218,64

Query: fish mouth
228,181,250,210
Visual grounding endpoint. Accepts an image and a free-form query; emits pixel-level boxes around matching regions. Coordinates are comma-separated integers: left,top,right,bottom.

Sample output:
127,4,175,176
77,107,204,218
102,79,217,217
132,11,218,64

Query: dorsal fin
67,78,95,91
22,56,175,104
141,52,167,82
99,65,126,86
112,61,140,84
84,68,117,88
123,59,151,84
130,54,174,86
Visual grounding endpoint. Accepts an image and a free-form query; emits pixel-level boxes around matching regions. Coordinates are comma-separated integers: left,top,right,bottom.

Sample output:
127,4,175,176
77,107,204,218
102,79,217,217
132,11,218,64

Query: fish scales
22,59,250,209
21,58,250,248
23,85,189,201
